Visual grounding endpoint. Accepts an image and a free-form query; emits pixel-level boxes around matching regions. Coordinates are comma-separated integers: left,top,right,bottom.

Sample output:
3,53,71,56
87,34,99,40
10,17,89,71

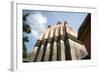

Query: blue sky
23,10,88,53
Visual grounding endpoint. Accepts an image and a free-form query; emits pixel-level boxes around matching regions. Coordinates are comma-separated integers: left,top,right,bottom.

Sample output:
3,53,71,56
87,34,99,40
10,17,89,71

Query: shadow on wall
78,13,91,59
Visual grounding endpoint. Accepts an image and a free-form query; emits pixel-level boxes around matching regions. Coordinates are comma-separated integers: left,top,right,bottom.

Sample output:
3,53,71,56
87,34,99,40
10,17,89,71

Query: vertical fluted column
52,24,60,61
44,27,55,61
53,22,61,61
64,21,72,60
36,26,51,62
31,31,45,62
60,24,66,60
52,25,57,61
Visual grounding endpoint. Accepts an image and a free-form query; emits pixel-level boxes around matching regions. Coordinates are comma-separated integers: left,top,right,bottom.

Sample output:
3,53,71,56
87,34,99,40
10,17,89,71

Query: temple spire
57,21,62,25
64,21,68,25
48,25,51,28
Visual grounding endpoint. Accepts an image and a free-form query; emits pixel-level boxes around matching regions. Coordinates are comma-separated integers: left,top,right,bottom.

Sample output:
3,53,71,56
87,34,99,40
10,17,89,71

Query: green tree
23,13,31,62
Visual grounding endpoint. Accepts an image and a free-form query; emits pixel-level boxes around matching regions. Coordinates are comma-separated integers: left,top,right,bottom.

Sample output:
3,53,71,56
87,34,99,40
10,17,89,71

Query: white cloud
31,29,39,39
25,12,48,38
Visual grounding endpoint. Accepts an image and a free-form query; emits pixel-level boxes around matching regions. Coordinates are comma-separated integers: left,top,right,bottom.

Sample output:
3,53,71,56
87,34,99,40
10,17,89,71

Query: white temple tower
30,21,88,62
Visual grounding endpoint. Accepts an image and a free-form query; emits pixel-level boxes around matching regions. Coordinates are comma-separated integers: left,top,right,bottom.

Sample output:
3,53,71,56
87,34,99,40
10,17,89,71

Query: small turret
57,21,62,25
48,25,51,28
64,21,68,25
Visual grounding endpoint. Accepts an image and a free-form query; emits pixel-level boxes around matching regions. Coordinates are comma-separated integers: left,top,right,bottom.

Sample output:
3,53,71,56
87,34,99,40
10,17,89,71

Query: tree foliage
23,13,31,62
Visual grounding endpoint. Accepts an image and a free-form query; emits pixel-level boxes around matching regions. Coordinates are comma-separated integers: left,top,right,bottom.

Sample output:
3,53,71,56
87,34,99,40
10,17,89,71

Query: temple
30,20,88,62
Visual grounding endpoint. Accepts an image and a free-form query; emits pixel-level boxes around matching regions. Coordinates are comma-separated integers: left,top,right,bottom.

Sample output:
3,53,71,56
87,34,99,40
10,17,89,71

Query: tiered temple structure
30,21,88,62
